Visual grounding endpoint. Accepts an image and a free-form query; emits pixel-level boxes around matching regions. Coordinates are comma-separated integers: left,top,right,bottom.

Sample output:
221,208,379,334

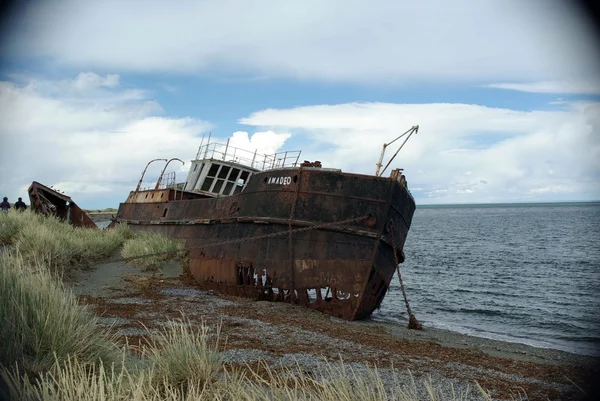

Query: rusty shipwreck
112,126,419,320
28,181,97,228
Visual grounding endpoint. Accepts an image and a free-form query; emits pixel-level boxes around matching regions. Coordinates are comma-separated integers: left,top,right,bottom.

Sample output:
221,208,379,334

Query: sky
0,0,599,208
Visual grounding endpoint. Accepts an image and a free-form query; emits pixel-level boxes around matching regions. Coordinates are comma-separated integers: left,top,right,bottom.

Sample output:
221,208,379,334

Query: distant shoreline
86,213,114,223
417,200,600,208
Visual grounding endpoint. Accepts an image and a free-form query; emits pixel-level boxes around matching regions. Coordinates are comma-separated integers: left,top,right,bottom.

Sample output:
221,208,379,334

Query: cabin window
201,178,214,191
223,181,234,194
218,166,230,179
218,168,242,195
233,171,252,194
207,164,220,177
212,179,225,193
199,163,221,192
194,164,198,172
228,168,241,181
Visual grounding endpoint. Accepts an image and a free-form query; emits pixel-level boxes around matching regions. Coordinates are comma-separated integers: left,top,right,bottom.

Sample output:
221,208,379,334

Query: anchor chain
388,220,422,330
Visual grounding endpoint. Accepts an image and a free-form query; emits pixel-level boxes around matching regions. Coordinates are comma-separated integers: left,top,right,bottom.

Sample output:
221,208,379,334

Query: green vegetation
1,281,494,401
121,231,185,270
0,210,497,400
0,250,121,379
141,317,222,392
0,210,131,273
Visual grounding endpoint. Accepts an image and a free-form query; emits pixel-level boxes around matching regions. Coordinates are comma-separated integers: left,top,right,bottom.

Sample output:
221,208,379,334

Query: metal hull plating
114,167,415,320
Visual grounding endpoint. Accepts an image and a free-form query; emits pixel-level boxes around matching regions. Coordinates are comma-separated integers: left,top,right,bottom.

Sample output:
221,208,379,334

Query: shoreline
375,320,596,366
87,213,115,223
371,316,599,362
68,259,599,400
89,218,600,361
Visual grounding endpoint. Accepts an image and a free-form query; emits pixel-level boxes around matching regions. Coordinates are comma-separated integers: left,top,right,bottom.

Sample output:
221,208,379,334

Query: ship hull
114,167,415,320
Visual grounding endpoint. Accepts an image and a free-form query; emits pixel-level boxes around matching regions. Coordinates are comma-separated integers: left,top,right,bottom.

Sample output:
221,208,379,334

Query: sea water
372,202,600,356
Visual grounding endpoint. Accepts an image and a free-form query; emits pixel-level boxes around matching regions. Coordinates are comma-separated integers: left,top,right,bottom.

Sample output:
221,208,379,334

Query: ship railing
195,141,302,171
141,171,177,191
158,171,176,189
140,171,186,200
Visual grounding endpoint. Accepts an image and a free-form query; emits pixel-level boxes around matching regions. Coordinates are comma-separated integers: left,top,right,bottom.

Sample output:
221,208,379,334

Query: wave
438,307,509,318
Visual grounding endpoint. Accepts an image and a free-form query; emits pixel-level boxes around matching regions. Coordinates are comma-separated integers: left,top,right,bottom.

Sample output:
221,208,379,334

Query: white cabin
182,140,302,198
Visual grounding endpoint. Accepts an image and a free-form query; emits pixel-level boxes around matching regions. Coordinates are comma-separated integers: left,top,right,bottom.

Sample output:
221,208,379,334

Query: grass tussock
0,251,121,377
121,231,185,270
3,350,495,401
139,317,223,393
0,210,131,272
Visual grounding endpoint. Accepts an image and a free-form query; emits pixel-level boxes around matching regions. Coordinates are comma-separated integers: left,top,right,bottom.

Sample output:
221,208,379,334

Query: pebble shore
69,259,599,401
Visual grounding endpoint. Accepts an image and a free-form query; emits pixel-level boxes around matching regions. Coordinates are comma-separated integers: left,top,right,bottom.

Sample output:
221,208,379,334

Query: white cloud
0,75,211,206
229,130,292,156
239,101,600,204
1,72,598,208
70,72,120,91
484,80,600,94
2,0,599,85
0,74,295,208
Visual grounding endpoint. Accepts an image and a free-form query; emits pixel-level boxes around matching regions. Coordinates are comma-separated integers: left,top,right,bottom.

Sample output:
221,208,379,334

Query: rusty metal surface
27,181,98,228
114,167,415,320
125,188,207,203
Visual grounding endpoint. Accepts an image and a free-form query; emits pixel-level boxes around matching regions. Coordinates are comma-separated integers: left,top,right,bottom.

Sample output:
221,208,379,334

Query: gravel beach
68,259,599,401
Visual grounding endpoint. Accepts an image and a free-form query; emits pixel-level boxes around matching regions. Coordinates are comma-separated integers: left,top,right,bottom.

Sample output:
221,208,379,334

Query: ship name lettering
268,176,292,185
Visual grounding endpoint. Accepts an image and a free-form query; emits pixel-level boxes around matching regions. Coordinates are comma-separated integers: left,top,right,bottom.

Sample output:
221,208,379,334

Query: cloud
0,74,295,208
229,130,292,156
2,0,599,85
70,72,120,91
0,75,212,207
159,84,178,93
484,80,600,94
239,101,600,204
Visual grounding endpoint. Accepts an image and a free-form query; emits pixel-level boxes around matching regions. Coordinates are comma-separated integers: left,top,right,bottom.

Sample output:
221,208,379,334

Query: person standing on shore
1,197,10,215
15,197,27,212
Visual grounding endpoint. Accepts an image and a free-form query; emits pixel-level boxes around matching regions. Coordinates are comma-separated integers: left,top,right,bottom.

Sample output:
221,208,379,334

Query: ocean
372,202,600,356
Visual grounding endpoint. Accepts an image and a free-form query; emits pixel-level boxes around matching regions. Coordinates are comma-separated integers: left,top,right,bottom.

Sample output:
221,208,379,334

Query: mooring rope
112,214,370,264
388,220,422,330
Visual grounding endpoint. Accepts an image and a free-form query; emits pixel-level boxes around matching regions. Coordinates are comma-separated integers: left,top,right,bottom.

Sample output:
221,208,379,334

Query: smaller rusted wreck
28,181,97,229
